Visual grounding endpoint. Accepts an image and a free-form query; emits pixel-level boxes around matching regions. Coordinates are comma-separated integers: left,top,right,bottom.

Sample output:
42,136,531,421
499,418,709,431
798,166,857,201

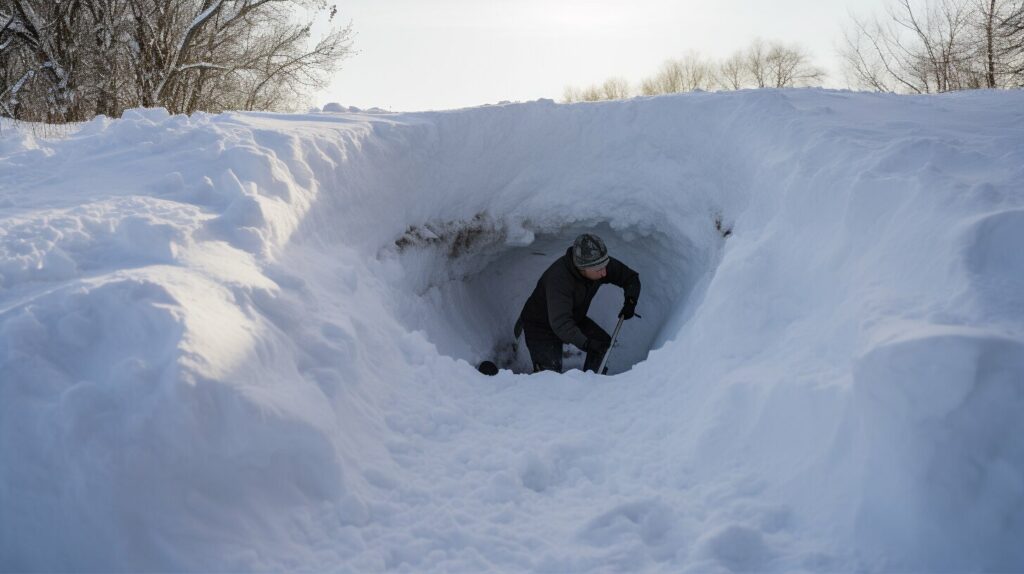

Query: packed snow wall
1,91,1023,572
280,97,749,375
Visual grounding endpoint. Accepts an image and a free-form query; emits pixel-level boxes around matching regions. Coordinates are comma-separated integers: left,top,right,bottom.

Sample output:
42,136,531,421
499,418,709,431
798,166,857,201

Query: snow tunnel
301,101,743,376
382,213,725,375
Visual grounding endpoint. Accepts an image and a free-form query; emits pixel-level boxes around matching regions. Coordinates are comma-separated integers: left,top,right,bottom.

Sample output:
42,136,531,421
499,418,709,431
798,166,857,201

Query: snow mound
1,91,1023,572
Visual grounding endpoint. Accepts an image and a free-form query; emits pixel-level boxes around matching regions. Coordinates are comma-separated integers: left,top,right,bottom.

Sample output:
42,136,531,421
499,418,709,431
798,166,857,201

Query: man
514,233,641,373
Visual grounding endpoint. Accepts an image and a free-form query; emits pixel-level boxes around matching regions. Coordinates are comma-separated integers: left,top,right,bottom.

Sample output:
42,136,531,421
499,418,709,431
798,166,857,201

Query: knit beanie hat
572,233,609,269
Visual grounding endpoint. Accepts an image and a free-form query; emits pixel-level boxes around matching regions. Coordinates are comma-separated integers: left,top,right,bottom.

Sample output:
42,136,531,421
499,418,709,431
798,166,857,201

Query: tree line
564,39,825,102
565,0,1024,102
0,0,354,122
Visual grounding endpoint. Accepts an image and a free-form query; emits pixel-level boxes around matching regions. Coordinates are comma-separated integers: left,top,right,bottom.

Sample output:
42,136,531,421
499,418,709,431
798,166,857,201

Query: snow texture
1,89,1023,572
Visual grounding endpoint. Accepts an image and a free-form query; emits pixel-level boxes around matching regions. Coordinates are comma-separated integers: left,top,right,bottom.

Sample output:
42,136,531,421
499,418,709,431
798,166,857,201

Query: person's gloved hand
585,338,610,355
619,296,638,320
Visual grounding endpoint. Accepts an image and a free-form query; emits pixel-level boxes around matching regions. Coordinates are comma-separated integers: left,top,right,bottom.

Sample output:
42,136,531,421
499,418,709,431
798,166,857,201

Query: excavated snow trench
382,214,726,375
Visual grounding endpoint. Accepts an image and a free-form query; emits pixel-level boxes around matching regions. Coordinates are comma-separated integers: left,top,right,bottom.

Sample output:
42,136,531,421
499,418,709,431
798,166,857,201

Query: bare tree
746,38,825,88
0,0,354,121
746,39,770,88
126,0,353,113
580,84,603,101
601,77,631,99
766,42,826,86
562,85,582,102
841,15,909,92
238,20,354,111
970,0,1024,87
81,0,134,118
562,83,604,103
640,52,715,95
982,0,999,86
0,0,87,121
997,0,1024,85
716,51,751,90
639,62,682,95
563,76,631,102
840,0,1019,92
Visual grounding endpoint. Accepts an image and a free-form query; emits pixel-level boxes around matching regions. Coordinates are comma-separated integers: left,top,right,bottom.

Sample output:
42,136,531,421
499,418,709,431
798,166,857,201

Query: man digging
514,233,641,374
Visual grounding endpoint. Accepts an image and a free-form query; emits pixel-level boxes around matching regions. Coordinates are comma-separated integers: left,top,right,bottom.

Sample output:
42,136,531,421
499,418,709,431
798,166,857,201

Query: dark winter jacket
517,247,641,349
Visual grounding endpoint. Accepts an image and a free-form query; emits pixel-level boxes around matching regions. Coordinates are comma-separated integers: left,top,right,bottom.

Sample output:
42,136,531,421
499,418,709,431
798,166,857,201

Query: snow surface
1,90,1023,572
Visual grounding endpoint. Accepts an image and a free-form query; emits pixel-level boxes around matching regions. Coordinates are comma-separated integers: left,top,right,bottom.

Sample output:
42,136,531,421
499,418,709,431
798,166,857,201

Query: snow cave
386,216,723,374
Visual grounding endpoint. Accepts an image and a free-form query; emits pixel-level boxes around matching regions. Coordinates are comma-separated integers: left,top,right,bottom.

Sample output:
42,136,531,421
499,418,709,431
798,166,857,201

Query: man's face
580,264,607,281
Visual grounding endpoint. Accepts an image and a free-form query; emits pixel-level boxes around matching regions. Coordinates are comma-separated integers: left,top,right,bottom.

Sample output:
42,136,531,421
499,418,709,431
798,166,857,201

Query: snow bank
1,90,1022,572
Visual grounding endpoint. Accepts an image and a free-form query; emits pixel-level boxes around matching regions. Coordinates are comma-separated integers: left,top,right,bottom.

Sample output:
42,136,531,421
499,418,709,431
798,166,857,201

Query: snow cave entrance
388,215,720,375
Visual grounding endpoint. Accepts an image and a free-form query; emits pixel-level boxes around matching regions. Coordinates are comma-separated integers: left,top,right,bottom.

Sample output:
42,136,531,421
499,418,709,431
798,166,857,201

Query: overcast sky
316,0,889,112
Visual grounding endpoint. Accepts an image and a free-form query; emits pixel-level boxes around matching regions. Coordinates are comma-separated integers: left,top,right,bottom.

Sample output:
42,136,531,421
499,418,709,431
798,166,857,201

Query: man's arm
604,257,641,301
545,280,589,350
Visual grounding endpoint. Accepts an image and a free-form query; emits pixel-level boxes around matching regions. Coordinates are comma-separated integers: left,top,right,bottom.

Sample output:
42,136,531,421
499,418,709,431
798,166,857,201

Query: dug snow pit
386,215,722,374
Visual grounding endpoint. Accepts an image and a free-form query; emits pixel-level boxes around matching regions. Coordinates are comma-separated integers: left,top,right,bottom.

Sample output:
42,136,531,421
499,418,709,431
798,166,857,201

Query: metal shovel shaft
597,316,625,375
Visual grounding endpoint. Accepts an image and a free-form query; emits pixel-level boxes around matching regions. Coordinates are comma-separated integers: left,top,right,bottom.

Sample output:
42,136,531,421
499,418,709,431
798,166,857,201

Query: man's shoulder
609,256,636,272
542,253,574,281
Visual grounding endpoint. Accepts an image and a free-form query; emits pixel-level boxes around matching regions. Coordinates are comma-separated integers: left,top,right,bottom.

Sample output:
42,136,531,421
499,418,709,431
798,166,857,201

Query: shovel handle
597,316,625,375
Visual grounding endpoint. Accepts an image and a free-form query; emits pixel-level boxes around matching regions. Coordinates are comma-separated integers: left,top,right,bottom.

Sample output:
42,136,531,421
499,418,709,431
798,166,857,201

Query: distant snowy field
1,89,1022,572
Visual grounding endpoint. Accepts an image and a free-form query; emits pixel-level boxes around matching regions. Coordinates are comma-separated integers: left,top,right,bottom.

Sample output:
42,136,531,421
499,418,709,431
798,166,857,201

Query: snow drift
1,90,1023,572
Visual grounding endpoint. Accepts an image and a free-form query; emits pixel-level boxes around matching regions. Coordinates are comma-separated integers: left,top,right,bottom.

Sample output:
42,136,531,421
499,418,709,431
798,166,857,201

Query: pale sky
316,0,889,112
